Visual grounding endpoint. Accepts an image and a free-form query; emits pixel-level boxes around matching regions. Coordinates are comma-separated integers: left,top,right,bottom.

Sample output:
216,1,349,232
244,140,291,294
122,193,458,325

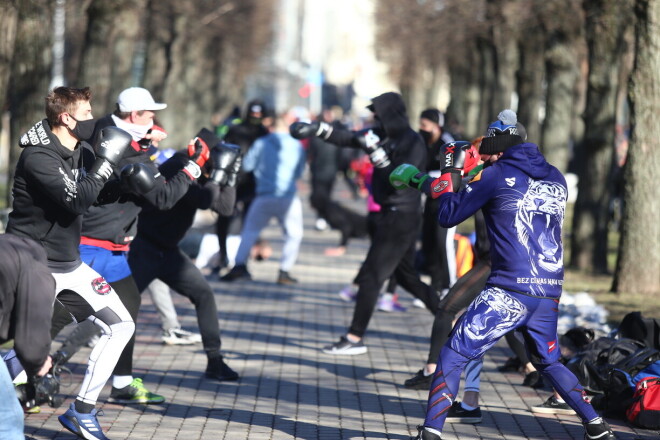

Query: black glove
88,126,132,182
209,143,241,185
289,121,333,140
120,163,156,195
354,128,390,168
226,155,242,187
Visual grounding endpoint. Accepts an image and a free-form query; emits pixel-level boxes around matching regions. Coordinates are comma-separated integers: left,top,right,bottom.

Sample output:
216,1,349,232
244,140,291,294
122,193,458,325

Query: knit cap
479,109,524,154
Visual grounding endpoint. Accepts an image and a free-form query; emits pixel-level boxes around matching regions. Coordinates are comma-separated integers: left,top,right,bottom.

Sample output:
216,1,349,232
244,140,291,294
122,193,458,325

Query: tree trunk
0,0,18,179
490,2,518,113
612,0,660,295
446,38,482,139
541,37,579,172
570,0,633,273
477,36,497,134
516,24,544,144
6,0,53,206
142,2,217,147
77,0,147,112
0,0,18,117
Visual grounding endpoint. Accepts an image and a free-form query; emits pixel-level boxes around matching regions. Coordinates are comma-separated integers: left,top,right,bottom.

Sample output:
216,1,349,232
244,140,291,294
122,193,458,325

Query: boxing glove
209,143,241,185
389,164,430,190
120,163,157,195
354,128,390,168
226,155,242,187
289,121,333,140
437,141,480,193
187,136,211,167
88,126,132,182
389,163,456,198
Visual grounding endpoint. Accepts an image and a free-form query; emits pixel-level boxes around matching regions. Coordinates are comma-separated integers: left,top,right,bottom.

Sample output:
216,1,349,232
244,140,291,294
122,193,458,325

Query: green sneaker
108,378,165,404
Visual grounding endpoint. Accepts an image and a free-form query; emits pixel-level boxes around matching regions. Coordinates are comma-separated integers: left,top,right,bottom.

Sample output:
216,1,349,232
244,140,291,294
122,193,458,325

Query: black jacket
7,119,105,269
135,152,236,249
0,234,55,376
326,92,426,212
425,131,456,172
80,115,194,247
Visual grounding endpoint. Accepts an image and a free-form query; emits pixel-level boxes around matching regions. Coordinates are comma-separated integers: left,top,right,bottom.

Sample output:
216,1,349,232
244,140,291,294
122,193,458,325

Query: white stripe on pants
52,263,134,405
235,195,303,271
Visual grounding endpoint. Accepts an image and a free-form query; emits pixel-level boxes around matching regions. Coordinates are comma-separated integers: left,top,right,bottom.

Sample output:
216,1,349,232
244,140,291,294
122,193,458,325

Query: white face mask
111,115,153,142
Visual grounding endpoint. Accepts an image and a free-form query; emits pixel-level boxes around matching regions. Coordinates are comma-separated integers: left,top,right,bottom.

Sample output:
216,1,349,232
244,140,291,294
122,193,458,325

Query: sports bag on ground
625,376,660,429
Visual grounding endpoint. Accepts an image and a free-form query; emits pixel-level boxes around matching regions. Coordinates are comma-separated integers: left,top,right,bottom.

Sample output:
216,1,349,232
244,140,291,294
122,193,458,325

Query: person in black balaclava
214,99,270,272
290,92,440,355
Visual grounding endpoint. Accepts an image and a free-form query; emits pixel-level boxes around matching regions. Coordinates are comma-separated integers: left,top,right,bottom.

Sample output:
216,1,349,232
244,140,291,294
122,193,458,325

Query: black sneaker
322,336,367,355
277,270,298,285
497,356,521,372
530,395,576,415
206,356,239,381
220,264,251,282
583,419,615,440
522,370,545,388
412,425,441,440
445,401,482,424
404,369,433,390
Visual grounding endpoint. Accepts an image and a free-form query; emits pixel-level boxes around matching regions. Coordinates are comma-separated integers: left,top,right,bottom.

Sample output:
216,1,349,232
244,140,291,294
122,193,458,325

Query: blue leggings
424,286,598,431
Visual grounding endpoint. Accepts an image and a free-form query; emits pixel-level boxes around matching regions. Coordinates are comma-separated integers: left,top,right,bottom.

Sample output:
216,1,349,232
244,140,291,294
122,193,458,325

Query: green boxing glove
389,164,430,190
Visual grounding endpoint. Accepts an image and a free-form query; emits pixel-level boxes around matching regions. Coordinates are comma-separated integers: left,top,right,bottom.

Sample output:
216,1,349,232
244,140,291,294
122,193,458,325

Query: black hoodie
325,92,426,212
80,115,194,249
7,119,105,270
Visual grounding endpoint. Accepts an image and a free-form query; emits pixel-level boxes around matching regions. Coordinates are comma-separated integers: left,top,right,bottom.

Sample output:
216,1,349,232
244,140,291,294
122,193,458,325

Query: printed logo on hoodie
20,120,50,146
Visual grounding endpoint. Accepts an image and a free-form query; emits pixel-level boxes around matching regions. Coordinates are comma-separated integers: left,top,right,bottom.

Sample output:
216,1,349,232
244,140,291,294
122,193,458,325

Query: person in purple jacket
390,110,614,440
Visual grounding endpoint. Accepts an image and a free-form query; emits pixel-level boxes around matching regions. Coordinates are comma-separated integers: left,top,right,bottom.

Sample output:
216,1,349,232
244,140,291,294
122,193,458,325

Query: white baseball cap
117,87,167,112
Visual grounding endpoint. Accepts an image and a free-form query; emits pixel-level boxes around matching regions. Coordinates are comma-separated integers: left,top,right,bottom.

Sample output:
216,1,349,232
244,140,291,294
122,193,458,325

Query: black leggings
421,197,454,291
129,236,221,354
427,259,491,364
349,210,438,338
504,330,531,365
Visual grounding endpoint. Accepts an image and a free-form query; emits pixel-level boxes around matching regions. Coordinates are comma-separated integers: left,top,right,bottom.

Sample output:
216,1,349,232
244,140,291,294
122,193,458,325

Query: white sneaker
162,328,202,345
412,298,427,309
315,218,329,231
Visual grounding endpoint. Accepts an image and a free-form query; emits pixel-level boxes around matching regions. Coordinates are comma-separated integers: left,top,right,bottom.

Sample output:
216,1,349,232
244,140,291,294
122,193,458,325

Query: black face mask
69,117,96,142
419,129,432,145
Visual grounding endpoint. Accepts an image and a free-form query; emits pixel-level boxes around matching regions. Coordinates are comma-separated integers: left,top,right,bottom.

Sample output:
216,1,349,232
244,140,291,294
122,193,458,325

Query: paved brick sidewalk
24,190,659,440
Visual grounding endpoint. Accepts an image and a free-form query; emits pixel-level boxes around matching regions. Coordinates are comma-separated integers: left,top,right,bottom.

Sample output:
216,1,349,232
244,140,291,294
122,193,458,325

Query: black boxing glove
120,163,157,195
210,143,241,185
226,155,242,187
289,121,333,140
88,126,132,182
353,128,390,168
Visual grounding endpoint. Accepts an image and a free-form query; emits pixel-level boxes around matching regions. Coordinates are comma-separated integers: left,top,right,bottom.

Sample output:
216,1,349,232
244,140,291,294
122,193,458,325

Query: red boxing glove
426,169,461,199
187,137,210,167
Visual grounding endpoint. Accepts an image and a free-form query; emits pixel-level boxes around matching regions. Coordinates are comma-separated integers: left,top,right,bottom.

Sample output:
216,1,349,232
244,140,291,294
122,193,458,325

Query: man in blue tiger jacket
390,109,615,440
